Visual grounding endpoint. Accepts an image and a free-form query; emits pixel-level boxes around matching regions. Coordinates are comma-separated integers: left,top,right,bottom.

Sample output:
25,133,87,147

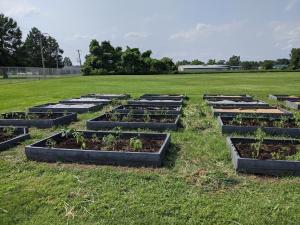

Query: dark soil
96,114,177,123
235,142,300,160
224,117,299,128
1,112,63,120
122,105,178,110
53,137,163,152
0,133,19,143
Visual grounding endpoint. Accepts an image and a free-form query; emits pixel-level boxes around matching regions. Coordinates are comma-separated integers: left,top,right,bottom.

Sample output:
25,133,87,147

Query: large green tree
261,60,274,70
191,59,204,65
82,39,176,75
289,48,300,70
0,14,22,66
207,59,216,65
63,57,73,66
227,55,241,66
23,27,64,68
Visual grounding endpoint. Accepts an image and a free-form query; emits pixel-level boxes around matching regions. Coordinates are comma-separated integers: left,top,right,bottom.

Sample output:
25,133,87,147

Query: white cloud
271,22,300,50
124,32,147,40
169,22,244,41
65,34,98,41
0,0,40,18
285,0,298,11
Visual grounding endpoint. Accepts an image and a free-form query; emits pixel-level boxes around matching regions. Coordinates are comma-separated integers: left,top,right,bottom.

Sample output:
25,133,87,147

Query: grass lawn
1,72,300,225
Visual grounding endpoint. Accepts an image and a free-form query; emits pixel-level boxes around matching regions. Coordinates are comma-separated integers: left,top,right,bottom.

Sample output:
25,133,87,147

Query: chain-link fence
0,66,81,78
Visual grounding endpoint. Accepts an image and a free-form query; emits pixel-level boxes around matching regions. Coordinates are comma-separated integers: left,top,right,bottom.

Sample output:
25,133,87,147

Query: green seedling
102,134,117,150
274,116,289,128
144,110,151,123
2,126,15,137
45,138,57,148
129,137,143,151
232,114,244,125
251,128,267,159
294,112,300,127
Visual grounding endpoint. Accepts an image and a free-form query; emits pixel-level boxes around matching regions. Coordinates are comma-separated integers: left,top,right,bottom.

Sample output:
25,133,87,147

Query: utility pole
39,34,45,74
56,48,59,69
77,50,82,67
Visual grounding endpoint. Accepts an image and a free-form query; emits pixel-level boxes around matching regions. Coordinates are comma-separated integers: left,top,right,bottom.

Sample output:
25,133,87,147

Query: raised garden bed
203,94,253,101
60,97,111,105
212,107,292,117
226,137,300,176
81,94,130,99
268,94,300,101
0,126,30,151
113,105,182,115
87,113,180,131
140,94,186,101
127,99,183,107
218,116,300,137
206,99,269,108
285,100,300,110
29,103,104,113
25,130,170,167
0,112,77,128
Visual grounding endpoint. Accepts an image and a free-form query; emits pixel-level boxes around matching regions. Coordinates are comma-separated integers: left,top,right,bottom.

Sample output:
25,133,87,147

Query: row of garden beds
0,94,130,152
205,93,300,176
24,94,186,167
269,94,300,110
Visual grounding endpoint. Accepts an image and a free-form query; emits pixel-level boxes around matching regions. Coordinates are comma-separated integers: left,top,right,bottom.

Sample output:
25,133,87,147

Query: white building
178,65,236,73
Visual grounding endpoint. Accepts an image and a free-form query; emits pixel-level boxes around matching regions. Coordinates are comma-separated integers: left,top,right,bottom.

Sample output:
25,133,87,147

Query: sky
1,0,300,65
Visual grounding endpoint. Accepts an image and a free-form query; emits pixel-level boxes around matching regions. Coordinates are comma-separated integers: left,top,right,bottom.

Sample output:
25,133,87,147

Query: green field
1,72,300,225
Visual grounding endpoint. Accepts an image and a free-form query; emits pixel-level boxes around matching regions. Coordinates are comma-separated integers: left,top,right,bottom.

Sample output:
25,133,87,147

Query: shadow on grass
163,143,180,169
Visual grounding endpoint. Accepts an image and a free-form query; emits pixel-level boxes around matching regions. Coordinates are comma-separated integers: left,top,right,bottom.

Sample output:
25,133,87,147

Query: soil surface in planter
62,98,110,102
96,114,177,123
119,105,179,110
234,142,300,160
52,137,163,153
224,117,299,128
209,100,265,104
44,104,96,109
1,112,63,120
215,108,285,114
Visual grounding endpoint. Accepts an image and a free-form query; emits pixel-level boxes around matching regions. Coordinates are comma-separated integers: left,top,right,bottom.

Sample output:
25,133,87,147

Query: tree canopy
82,40,176,75
0,13,22,66
290,48,300,70
63,57,73,66
0,13,67,69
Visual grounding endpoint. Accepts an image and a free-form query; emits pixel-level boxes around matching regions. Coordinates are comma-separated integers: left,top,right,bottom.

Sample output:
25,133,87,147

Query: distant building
178,65,241,73
273,64,289,70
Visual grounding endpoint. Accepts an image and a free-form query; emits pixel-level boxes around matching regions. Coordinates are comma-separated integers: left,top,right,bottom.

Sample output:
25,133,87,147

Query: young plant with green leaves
274,116,289,128
2,126,15,137
232,114,245,126
45,138,57,148
250,128,267,159
294,112,300,127
46,110,53,118
102,134,118,150
129,137,143,151
143,110,151,123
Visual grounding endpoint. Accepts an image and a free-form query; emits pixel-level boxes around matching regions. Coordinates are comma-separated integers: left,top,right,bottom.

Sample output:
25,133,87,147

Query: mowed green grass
0,72,300,225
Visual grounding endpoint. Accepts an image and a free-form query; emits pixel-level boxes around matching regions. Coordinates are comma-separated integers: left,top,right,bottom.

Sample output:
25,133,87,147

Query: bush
81,65,92,76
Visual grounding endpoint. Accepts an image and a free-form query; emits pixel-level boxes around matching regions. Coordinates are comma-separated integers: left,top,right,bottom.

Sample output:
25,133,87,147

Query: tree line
176,53,300,70
82,40,176,75
0,13,72,68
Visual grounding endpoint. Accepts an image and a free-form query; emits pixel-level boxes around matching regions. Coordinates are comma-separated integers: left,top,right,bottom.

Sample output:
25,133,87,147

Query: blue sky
1,0,299,65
